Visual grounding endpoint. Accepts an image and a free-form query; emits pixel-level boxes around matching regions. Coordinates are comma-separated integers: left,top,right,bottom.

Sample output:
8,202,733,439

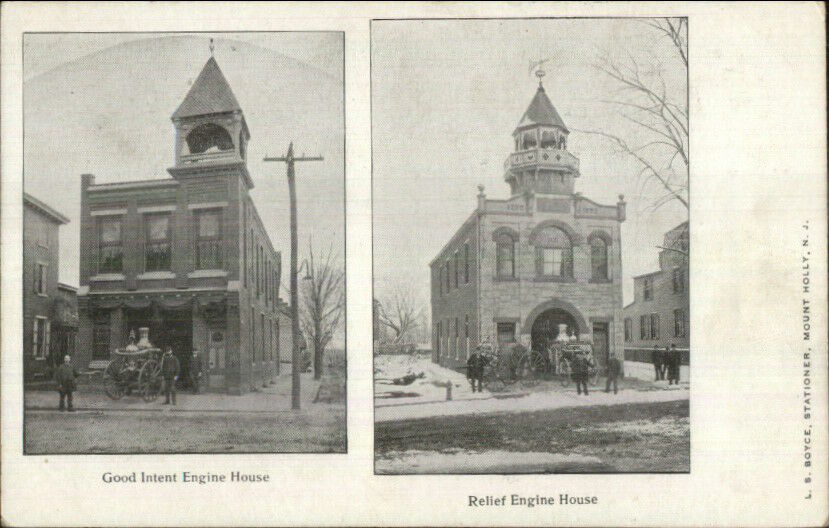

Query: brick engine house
77,56,284,394
431,74,626,371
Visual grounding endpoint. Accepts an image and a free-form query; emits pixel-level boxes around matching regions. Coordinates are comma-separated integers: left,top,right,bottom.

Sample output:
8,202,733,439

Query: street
376,399,689,474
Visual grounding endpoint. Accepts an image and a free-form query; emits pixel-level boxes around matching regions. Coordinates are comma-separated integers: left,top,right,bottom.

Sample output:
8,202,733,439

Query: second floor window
590,237,609,280
535,227,573,278
643,278,653,300
496,234,515,278
98,216,123,274
196,209,222,270
454,251,459,288
464,243,470,284
35,263,47,295
144,214,171,272
624,318,632,342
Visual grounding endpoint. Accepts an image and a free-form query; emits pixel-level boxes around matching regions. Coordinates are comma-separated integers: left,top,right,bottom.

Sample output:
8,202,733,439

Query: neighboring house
76,56,285,394
430,77,626,371
622,222,689,379
23,193,75,381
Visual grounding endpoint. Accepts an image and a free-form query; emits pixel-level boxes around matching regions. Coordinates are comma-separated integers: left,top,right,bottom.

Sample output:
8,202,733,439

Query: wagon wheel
483,375,505,393
139,359,161,402
103,362,124,400
532,351,553,381
559,358,572,387
518,352,545,388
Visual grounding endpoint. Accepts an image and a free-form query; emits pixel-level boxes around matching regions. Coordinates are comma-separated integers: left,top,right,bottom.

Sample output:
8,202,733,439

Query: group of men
54,349,204,411
465,344,624,396
652,344,682,384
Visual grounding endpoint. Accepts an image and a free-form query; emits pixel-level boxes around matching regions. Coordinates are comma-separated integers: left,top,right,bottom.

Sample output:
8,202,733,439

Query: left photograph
22,32,346,454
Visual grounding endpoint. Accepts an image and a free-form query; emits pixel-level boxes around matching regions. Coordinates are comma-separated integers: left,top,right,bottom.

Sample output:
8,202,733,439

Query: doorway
592,322,609,369
208,327,226,390
530,308,580,353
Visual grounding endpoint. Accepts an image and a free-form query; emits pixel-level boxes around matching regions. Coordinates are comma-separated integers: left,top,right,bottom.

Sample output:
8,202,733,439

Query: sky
23,32,344,299
371,18,689,308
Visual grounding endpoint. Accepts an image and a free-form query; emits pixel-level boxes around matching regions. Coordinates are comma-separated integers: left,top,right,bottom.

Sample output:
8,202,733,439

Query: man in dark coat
56,355,79,412
605,354,622,394
161,347,180,405
188,350,203,394
467,346,488,393
572,351,590,396
652,345,663,381
667,344,681,385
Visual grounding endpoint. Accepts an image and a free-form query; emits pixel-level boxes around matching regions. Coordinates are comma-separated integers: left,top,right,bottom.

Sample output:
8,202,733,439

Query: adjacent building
23,193,77,381
77,56,284,394
622,222,689,378
430,76,626,371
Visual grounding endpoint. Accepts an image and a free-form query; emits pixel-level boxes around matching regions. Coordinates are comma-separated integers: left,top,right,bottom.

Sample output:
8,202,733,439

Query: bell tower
504,68,580,197
170,55,251,176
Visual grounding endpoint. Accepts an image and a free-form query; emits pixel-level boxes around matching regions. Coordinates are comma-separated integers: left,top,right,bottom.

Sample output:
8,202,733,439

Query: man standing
652,345,663,381
605,353,622,394
56,355,79,412
667,344,681,385
572,350,590,396
189,349,203,394
466,346,487,393
161,347,180,405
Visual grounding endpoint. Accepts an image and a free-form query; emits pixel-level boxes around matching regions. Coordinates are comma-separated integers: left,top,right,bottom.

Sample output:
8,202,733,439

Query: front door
208,328,226,390
592,323,609,368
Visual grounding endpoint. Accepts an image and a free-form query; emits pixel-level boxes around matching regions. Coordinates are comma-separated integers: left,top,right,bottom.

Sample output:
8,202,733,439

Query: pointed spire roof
172,57,243,120
514,84,568,133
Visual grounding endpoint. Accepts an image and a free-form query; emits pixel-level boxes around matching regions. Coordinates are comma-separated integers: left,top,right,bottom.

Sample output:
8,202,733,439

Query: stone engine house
77,57,284,394
430,78,626,371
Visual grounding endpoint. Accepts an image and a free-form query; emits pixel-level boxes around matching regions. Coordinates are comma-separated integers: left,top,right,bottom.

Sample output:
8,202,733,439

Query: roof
23,193,69,224
172,57,243,120
514,84,569,133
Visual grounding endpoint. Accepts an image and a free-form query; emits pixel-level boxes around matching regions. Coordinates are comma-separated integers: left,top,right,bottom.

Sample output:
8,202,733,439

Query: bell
137,327,153,349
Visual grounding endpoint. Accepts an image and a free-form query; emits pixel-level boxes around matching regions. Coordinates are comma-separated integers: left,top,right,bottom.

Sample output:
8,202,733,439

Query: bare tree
585,17,688,212
299,239,344,380
378,283,426,345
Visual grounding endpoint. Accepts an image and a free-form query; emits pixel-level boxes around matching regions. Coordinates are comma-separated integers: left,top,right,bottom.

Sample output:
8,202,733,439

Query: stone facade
76,57,286,394
23,193,73,381
431,80,626,371
623,222,689,364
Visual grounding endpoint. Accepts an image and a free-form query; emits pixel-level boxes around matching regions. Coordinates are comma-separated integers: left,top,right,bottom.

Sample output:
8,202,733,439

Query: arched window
495,233,516,278
534,227,573,278
521,130,537,150
590,236,608,280
540,129,557,149
185,123,234,154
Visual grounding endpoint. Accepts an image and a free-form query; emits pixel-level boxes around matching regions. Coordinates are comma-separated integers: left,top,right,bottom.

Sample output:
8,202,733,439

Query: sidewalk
375,381,689,422
25,372,331,413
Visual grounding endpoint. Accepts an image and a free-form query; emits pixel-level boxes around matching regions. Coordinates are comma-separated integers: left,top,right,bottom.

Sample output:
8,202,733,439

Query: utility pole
264,143,323,409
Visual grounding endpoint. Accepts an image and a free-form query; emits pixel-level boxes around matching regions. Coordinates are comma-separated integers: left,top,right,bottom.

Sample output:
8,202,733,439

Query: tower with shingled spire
169,53,253,188
504,68,580,197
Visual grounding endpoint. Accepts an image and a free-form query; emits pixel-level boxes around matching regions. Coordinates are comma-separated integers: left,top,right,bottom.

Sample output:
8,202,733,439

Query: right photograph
372,18,689,474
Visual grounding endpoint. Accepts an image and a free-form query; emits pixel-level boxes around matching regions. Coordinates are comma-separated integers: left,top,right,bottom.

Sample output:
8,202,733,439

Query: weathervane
209,38,215,57
529,58,549,86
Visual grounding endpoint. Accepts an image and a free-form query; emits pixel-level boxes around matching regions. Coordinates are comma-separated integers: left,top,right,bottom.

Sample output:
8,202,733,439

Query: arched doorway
530,308,580,353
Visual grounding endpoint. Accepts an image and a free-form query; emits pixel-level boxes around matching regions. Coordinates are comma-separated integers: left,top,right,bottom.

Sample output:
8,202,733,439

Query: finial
209,38,215,57
535,68,545,86
477,184,485,196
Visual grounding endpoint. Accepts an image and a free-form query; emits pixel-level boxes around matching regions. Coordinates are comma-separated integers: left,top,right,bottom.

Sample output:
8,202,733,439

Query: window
674,309,686,337
590,237,608,280
521,130,537,149
144,214,171,272
98,216,123,273
640,315,647,340
643,278,653,300
242,207,248,287
672,267,685,293
464,314,469,338
496,322,516,346
269,321,274,361
33,317,50,359
185,123,233,154
455,317,459,338
649,313,660,340
540,129,557,149
624,318,632,342
496,234,515,278
438,267,443,295
535,227,573,277
195,209,222,270
464,243,470,284
34,263,47,295
454,251,459,288
257,246,262,296
445,260,451,291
